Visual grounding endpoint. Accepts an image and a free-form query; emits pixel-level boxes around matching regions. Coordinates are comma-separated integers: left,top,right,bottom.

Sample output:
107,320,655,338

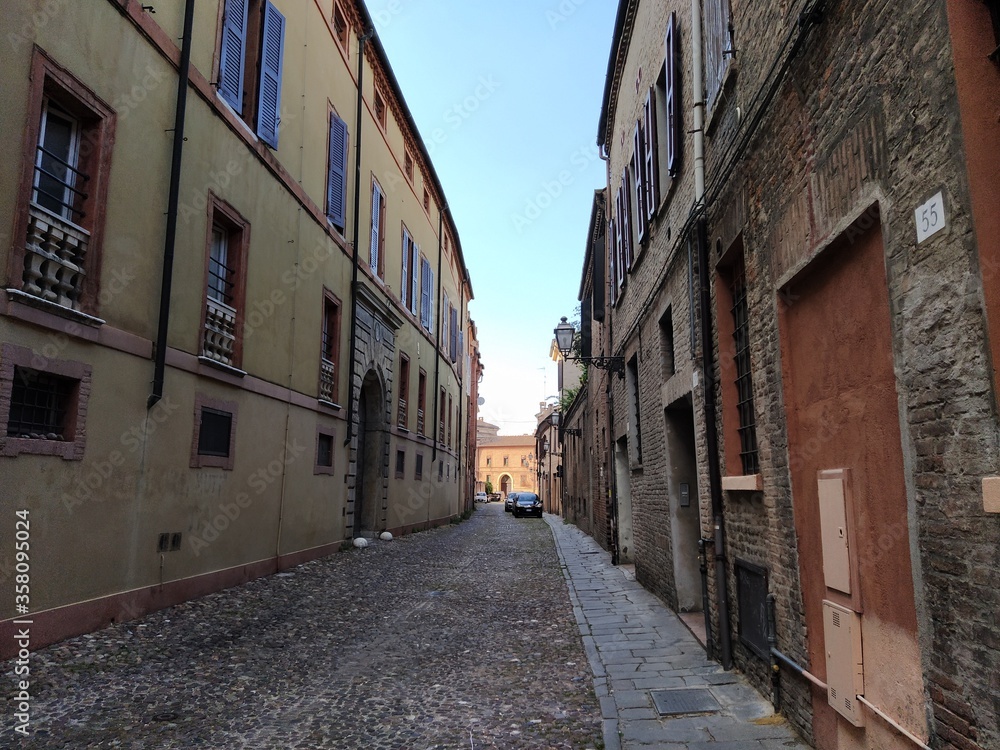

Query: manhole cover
650,688,720,716
152,712,179,722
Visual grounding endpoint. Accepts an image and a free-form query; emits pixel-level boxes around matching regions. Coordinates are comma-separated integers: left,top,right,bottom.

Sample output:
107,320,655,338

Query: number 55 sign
914,191,946,244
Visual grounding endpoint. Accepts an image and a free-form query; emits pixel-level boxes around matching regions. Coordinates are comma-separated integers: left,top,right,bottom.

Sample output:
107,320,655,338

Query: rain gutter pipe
344,28,373,446
692,0,733,671
148,0,195,410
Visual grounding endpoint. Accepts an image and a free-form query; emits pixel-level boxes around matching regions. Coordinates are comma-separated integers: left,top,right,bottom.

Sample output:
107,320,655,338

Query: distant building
476,435,537,497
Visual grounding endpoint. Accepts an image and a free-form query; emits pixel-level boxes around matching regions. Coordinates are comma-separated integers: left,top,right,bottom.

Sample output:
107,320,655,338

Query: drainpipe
344,27,373,446
148,0,195,410
431,207,445,463
691,0,732,670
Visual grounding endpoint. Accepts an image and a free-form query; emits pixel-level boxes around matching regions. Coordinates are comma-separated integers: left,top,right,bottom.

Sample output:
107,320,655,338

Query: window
449,305,458,362
632,126,648,243
442,292,450,352
373,88,387,130
395,449,405,479
332,2,349,50
397,353,410,429
662,12,680,180
401,227,418,314
621,169,634,267
320,289,342,403
12,49,116,316
420,256,435,331
447,394,453,447
439,388,446,443
191,394,237,470
218,0,286,149
704,0,732,111
503,455,509,467
729,256,759,474
314,426,335,475
643,88,659,218
627,355,643,464
423,188,430,212
660,306,675,378
417,369,427,436
404,150,414,182
438,459,444,481
987,1,1000,60
370,177,385,278
415,452,424,480
0,344,91,460
326,110,349,231
486,456,492,467
201,196,249,369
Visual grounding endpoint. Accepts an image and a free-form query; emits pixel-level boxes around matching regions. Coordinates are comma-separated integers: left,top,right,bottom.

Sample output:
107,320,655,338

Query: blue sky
371,0,618,434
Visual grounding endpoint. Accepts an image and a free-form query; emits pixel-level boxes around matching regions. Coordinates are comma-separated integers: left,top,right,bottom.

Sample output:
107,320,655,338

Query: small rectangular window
197,408,233,457
7,367,75,439
660,306,675,378
395,449,405,479
373,89,387,129
423,188,430,212
320,290,341,403
317,433,333,467
415,452,424,480
332,2,349,50
404,150,414,182
730,257,760,475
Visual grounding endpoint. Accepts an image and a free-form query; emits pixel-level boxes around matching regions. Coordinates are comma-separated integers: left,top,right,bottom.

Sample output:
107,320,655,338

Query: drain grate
650,688,721,716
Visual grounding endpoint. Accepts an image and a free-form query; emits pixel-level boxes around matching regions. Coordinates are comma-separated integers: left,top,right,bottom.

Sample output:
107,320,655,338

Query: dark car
504,492,519,512
512,492,542,518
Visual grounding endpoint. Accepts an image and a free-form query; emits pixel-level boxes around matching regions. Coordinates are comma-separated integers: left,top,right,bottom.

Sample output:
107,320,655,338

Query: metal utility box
823,600,865,727
818,469,853,595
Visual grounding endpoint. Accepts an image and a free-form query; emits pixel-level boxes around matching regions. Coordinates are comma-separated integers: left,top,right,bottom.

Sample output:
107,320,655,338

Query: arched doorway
354,370,386,537
500,474,511,495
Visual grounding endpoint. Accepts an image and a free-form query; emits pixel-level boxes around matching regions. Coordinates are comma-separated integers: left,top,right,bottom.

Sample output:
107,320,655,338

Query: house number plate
914,191,946,244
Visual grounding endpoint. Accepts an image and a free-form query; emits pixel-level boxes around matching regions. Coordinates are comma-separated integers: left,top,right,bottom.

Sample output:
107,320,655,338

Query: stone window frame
190,393,238,471
395,448,405,479
8,46,116,320
331,1,350,53
314,423,336,475
0,342,91,460
199,194,250,371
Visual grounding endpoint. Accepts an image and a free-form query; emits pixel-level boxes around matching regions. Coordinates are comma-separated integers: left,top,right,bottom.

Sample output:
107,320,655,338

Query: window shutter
400,227,410,306
450,306,458,361
327,113,348,229
370,183,382,275
581,296,593,358
594,218,606,319
218,0,248,111
442,292,450,347
632,128,647,243
409,241,419,314
429,268,435,333
622,170,634,268
420,258,431,329
644,88,659,215
256,1,285,149
664,13,679,179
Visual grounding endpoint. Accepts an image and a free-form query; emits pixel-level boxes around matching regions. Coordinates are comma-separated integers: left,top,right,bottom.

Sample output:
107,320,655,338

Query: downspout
692,0,733,670
344,27,373,446
148,0,195,410
431,208,445,463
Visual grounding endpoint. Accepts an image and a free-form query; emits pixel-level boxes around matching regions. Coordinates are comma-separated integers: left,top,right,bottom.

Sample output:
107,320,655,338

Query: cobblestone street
6,504,603,749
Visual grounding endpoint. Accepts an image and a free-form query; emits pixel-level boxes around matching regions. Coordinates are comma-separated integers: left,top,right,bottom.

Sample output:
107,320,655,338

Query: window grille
208,227,236,305
7,367,74,439
32,100,88,225
730,261,759,475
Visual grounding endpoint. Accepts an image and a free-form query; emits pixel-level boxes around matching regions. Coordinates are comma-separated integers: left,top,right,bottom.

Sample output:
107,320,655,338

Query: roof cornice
597,0,638,151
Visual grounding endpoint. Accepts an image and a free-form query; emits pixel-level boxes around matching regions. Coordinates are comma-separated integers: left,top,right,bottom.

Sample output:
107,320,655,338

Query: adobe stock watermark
510,143,601,233
424,75,502,157
7,0,70,51
546,0,589,29
189,438,308,555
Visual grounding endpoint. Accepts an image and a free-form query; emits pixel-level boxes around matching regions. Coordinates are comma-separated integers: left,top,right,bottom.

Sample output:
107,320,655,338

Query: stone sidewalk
546,515,810,750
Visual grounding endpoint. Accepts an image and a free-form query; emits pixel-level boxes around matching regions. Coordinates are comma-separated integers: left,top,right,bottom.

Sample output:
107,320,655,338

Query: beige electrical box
818,470,852,594
823,600,865,727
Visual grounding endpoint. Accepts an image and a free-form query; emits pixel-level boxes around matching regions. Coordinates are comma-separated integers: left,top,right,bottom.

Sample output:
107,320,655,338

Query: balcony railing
397,398,407,429
21,203,89,311
416,408,424,435
319,357,336,402
202,296,237,365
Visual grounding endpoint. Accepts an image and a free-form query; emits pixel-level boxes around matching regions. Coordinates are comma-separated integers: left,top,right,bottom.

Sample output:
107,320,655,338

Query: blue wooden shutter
420,258,431,329
409,240,419,314
644,88,659,217
442,292,450,346
622,170,634,267
450,306,458,362
665,12,679,178
400,227,410,306
327,113,348,229
256,1,285,149
219,0,248,111
370,183,382,275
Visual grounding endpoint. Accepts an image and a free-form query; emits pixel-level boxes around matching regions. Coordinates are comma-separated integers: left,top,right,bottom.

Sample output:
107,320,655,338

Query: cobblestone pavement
5,504,603,749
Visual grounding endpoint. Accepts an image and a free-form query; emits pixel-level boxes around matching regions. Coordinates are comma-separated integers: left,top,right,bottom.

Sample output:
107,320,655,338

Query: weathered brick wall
703,0,1000,747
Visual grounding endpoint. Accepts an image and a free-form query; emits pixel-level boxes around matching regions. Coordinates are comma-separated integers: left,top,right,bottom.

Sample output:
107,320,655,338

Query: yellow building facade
0,0,475,654
476,436,538,497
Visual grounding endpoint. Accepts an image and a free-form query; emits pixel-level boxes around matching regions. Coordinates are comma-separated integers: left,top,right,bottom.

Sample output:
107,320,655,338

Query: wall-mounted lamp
554,317,624,375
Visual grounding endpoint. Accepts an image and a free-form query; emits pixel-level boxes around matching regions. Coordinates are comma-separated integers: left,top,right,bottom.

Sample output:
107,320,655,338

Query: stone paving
5,504,602,749
546,515,809,750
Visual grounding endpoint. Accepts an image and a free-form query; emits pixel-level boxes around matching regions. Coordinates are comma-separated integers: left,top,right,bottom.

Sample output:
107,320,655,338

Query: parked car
475,492,488,503
488,493,501,503
512,492,542,518
504,492,519,512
